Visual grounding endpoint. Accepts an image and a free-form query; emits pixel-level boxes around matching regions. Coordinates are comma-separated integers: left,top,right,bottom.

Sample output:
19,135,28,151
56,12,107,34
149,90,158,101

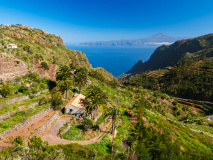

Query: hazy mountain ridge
80,33,185,47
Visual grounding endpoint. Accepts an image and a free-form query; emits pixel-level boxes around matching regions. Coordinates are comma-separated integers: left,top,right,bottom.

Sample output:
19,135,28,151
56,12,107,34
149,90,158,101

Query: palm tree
85,85,107,116
74,68,88,93
56,65,73,99
104,102,120,159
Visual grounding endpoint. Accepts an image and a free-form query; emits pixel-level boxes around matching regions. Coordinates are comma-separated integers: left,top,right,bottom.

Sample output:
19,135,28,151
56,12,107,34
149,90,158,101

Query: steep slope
0,25,92,70
95,67,116,81
127,33,213,75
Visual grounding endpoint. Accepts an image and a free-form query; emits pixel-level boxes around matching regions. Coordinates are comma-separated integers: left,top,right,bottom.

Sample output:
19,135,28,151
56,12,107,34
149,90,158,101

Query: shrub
50,90,63,110
1,83,13,98
39,96,49,105
28,71,40,82
40,83,46,90
41,62,49,70
82,117,93,132
31,82,39,93
40,77,49,84
18,84,28,93
172,100,178,105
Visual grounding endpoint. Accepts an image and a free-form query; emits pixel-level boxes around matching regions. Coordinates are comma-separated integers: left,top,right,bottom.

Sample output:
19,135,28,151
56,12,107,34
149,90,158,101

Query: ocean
66,46,156,77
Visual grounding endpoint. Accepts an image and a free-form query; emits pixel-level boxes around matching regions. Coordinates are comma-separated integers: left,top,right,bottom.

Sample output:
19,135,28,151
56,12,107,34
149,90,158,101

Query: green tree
56,65,73,99
74,67,88,92
85,85,107,115
1,83,13,98
82,117,93,132
9,135,23,146
50,89,63,110
104,103,120,159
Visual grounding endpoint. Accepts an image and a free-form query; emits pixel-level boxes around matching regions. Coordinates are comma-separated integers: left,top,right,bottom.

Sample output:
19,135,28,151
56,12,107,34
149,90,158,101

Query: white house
7,44,17,49
63,94,87,118
4,24,11,27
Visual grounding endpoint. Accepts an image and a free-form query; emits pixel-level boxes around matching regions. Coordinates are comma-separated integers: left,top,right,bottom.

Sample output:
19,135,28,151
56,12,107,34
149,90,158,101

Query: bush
31,82,39,93
1,83,13,98
41,62,49,70
28,71,40,81
172,100,178,105
39,96,49,105
40,83,46,90
18,84,29,93
82,117,93,132
50,90,63,110
40,77,49,84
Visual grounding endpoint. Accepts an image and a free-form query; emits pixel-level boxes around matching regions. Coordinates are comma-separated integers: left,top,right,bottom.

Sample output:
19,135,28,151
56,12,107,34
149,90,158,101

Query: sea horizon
67,45,157,77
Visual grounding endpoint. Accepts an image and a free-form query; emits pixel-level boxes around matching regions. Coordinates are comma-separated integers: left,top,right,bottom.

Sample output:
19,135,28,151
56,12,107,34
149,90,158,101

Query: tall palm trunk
111,104,118,159
66,90,68,99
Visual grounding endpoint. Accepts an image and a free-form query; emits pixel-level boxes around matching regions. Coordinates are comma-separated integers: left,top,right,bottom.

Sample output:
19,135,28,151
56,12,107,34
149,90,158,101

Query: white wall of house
7,44,17,49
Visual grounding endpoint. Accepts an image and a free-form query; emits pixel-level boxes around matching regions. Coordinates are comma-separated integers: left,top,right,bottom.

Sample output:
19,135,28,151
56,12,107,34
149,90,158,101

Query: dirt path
41,117,112,145
0,110,55,149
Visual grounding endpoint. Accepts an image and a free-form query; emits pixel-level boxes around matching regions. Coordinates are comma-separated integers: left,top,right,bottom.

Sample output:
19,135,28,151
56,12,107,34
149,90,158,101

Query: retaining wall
5,89,48,105
24,111,60,143
0,106,52,138
0,102,39,122
0,58,29,81
5,95,29,105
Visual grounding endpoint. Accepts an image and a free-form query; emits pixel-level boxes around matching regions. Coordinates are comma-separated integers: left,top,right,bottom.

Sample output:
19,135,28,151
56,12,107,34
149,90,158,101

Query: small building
7,44,17,49
5,24,11,27
62,94,87,118
165,66,172,70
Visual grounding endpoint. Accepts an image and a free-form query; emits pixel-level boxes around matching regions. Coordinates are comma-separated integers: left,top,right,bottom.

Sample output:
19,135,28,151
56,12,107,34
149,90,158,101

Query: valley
0,25,213,160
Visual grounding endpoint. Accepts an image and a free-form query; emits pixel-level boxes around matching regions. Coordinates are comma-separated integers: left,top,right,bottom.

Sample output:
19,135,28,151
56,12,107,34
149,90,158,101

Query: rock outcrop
33,63,58,80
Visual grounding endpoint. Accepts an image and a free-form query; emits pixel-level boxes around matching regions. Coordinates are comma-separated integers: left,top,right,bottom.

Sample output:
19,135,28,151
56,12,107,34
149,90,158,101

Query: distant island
80,33,187,47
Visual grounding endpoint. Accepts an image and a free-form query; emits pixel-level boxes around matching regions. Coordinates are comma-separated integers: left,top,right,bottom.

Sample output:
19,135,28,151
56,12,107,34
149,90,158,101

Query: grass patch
0,103,50,133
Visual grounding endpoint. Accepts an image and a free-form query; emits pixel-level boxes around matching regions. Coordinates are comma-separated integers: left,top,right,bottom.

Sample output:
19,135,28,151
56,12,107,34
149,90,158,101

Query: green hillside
126,33,213,75
0,25,91,69
0,27,213,160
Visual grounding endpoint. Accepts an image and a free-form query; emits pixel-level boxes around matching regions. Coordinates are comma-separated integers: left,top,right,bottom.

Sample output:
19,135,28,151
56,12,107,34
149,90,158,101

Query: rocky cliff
127,33,213,75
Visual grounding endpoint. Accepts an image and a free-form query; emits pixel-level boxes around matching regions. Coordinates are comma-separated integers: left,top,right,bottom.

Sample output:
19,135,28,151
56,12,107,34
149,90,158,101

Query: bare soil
0,110,55,149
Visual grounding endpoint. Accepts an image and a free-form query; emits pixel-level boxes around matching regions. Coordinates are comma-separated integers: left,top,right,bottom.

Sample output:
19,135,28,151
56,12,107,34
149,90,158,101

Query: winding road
41,116,112,145
208,116,213,121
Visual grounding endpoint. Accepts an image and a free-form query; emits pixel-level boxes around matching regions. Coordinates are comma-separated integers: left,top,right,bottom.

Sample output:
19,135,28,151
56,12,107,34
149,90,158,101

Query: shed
63,94,87,118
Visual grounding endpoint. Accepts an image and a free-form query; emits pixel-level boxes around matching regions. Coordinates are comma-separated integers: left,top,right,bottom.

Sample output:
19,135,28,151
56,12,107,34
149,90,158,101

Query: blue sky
1,0,213,44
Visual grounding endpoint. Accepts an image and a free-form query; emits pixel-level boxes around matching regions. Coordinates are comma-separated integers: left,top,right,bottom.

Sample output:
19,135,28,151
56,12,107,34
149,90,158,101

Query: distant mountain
80,33,185,47
126,33,213,75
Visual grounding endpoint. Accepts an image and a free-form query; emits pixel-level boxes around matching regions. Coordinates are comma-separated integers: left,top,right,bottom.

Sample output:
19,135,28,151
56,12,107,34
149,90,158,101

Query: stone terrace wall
0,102,39,122
0,59,29,81
5,89,48,105
0,107,52,138
24,111,60,143
5,95,29,105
